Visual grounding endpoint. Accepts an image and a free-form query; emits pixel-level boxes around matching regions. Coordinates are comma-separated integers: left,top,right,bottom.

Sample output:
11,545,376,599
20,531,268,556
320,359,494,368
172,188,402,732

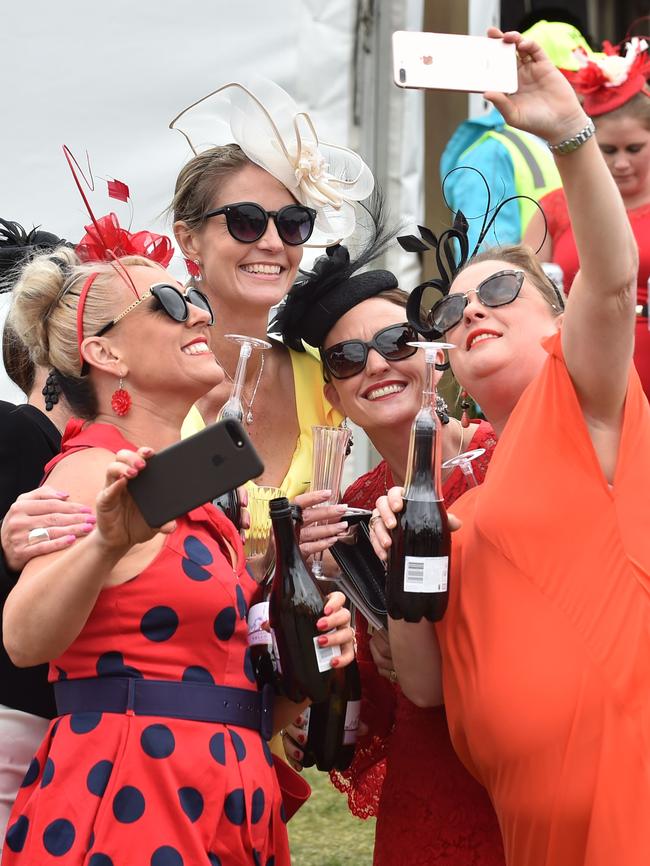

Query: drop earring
111,377,132,416
460,390,471,428
42,369,61,412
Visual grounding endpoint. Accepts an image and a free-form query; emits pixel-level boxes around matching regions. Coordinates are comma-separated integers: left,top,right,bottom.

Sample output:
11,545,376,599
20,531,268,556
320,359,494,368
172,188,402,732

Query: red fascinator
76,212,173,268
562,37,650,116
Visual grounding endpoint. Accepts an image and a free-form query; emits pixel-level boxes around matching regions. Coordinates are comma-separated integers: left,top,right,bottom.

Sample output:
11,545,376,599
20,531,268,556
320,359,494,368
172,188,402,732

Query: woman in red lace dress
524,37,650,395
2,246,355,865
276,247,504,865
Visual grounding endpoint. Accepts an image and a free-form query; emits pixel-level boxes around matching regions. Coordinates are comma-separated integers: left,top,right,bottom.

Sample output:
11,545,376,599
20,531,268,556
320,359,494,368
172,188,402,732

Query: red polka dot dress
2,423,290,866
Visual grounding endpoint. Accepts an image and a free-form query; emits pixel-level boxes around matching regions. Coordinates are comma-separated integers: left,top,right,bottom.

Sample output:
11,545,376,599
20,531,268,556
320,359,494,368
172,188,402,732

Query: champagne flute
213,334,271,529
309,425,351,579
442,447,486,489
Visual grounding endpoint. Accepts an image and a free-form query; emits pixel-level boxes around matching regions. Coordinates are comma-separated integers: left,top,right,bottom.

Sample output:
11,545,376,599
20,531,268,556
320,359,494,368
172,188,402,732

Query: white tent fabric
1,0,425,477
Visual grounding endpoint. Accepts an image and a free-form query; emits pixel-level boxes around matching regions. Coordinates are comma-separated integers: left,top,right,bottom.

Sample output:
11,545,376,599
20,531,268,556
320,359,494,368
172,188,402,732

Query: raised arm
487,28,638,477
2,447,171,667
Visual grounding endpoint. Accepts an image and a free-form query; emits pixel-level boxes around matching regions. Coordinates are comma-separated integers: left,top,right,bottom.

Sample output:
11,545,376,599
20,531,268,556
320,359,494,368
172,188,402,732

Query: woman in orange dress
372,27,650,866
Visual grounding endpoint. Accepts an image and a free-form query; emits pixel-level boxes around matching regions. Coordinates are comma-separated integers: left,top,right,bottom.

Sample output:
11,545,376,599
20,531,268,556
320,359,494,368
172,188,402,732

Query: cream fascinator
169,78,375,245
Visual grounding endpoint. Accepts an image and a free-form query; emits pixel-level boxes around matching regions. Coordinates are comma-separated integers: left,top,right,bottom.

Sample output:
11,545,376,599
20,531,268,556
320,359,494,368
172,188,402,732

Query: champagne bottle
268,497,339,703
299,658,361,772
387,346,451,622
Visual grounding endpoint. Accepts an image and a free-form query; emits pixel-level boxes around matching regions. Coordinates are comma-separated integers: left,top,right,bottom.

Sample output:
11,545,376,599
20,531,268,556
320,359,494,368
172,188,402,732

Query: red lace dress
540,188,650,397
331,420,505,866
3,422,290,866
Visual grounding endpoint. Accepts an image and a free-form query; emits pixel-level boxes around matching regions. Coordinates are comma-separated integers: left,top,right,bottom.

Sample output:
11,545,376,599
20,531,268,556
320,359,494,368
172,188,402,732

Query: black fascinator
398,167,547,338
274,192,401,351
0,218,72,287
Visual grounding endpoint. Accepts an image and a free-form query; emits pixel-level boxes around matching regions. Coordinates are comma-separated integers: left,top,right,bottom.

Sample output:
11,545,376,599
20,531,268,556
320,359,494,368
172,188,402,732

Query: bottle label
343,699,361,745
403,556,448,593
247,602,272,647
313,629,342,673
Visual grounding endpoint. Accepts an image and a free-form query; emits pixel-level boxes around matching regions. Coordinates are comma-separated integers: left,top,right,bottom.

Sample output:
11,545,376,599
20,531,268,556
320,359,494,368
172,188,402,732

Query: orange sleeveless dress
437,331,650,866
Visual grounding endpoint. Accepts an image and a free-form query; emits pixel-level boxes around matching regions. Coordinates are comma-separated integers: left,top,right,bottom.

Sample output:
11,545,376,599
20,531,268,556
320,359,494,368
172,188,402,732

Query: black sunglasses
321,323,420,380
203,201,317,246
95,283,214,338
429,270,528,334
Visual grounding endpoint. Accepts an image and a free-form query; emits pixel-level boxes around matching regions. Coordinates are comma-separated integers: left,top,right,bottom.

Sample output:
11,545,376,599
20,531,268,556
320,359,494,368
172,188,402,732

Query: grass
288,767,376,866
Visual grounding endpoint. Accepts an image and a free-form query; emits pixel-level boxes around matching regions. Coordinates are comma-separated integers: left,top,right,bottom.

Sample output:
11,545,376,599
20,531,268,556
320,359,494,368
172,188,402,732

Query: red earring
460,390,471,428
111,377,132,416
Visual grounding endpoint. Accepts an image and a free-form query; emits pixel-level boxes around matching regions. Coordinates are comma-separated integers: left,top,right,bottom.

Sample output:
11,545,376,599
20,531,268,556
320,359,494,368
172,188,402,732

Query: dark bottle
386,347,451,623
268,497,336,704
300,658,361,772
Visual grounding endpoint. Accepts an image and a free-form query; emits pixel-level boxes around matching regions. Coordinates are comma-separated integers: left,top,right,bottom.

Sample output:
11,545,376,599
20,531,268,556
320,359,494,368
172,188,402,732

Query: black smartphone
127,419,264,527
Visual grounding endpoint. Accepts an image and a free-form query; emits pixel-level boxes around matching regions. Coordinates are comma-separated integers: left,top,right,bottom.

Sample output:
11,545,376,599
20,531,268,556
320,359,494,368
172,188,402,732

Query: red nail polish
293,749,302,759
317,635,328,647
330,657,340,667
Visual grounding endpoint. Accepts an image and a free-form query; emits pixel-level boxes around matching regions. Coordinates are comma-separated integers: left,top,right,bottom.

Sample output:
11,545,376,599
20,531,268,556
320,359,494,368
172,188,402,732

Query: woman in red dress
276,242,504,865
525,37,650,395
2,243,355,865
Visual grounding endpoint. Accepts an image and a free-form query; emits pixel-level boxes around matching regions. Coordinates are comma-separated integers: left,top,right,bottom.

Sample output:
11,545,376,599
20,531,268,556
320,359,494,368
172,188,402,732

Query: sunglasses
321,323,420,380
203,201,317,246
95,283,214,338
429,270,528,334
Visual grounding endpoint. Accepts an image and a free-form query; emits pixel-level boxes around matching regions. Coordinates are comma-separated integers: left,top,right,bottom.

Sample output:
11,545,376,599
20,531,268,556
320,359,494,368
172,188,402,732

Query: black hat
274,193,400,350
0,219,72,286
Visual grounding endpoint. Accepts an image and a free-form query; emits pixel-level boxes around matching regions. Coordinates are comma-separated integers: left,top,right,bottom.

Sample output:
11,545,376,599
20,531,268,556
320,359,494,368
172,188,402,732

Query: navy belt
54,678,274,741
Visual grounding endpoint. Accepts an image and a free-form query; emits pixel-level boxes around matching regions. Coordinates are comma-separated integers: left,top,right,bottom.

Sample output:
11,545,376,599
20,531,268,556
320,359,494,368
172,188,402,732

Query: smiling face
179,163,304,314
445,259,561,413
323,297,433,435
95,265,222,405
596,114,650,205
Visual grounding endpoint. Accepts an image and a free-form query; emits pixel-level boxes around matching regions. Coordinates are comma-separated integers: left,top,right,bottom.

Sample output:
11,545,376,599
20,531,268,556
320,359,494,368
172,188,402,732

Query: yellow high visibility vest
462,128,561,235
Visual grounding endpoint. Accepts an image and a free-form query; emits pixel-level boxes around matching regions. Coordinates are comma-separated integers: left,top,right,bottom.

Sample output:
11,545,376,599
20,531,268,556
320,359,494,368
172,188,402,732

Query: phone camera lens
399,67,406,83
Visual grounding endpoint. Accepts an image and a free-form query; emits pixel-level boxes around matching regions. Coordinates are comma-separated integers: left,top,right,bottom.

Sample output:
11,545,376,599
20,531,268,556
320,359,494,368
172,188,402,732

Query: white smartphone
392,31,518,94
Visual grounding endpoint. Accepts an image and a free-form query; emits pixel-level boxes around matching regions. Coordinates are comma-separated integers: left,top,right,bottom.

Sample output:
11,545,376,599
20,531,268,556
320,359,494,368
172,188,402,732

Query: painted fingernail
293,749,302,759
64,535,76,544
317,635,329,647
323,605,333,616
297,733,306,744
316,618,328,630
126,468,138,477
330,657,340,667
141,447,154,457
80,506,93,514
135,459,146,470
84,515,97,524
55,491,69,498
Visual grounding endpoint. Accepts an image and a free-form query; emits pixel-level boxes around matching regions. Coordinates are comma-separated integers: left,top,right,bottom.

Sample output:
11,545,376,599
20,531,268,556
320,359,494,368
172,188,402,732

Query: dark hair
2,322,34,395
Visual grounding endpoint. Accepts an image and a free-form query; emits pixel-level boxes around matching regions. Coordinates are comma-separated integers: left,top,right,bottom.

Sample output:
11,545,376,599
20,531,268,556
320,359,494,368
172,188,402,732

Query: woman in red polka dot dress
1,246,355,865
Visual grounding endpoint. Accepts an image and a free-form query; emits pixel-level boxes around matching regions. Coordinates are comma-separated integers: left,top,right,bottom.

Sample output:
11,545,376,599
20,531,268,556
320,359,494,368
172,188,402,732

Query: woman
275,242,502,865
1,243,354,864
170,80,373,501
373,28,649,866
524,37,650,395
0,220,92,837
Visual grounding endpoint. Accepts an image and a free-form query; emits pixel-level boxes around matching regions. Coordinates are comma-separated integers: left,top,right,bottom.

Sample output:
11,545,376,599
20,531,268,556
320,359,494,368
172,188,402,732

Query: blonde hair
170,144,253,230
9,248,158,418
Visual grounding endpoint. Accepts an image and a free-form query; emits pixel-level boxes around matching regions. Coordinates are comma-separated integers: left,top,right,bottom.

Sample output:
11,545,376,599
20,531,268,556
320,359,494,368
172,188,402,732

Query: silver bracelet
547,119,596,156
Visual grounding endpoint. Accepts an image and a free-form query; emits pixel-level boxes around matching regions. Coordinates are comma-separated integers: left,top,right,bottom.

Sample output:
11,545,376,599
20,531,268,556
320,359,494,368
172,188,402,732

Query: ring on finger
369,514,381,531
28,527,51,544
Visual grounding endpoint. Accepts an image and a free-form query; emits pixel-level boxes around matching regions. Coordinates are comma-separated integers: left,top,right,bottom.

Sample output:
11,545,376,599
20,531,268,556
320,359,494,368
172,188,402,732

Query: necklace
214,351,266,425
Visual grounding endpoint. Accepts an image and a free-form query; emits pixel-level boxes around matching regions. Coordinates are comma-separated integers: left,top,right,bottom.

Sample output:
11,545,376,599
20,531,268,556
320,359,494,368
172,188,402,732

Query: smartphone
392,31,518,94
127,419,264,527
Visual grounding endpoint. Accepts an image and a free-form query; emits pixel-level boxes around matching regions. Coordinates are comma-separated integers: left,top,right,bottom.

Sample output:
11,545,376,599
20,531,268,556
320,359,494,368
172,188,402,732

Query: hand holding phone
127,419,264,527
392,31,518,94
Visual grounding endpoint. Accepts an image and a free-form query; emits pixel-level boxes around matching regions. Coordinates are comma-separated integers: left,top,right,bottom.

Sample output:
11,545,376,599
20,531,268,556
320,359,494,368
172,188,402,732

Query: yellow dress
181,347,343,500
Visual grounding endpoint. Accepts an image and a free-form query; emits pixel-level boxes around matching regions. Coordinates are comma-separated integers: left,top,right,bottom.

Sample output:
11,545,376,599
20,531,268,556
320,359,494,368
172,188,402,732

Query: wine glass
442,447,486,488
213,334,271,530
309,425,351,579
244,485,285,558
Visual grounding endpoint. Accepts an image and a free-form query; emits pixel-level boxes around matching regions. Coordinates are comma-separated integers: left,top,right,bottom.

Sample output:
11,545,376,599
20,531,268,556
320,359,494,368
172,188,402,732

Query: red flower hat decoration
562,37,650,116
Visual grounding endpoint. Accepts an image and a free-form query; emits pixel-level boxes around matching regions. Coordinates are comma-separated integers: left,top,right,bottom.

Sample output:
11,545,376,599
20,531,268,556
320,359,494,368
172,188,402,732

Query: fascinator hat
398,168,563,340
562,37,650,116
274,192,399,350
169,78,375,245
